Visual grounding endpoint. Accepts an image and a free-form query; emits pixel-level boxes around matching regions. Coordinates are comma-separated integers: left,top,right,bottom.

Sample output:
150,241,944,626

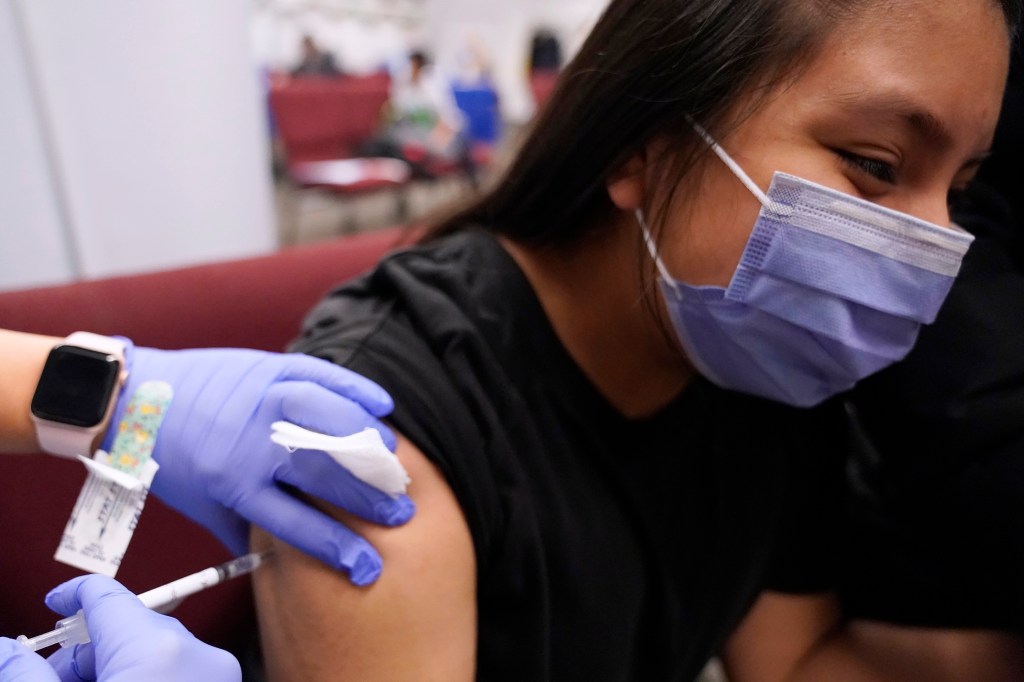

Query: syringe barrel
138,567,221,610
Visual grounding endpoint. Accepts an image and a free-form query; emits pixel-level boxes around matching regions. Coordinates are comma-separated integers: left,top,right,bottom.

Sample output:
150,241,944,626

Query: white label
54,455,160,577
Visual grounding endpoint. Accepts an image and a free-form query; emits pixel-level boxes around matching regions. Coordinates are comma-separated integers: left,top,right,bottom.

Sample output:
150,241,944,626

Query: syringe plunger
16,610,89,653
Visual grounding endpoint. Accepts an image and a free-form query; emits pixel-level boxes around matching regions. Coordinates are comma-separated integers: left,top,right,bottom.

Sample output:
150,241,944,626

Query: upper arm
251,433,477,682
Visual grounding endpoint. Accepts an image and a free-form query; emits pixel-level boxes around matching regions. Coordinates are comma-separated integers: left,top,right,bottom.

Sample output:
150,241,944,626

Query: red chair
269,72,392,162
269,74,412,241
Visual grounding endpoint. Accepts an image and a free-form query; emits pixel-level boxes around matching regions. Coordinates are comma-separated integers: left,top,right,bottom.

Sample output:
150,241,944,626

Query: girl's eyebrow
830,90,955,151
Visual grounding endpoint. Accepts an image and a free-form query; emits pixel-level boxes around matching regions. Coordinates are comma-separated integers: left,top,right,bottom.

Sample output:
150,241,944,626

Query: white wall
0,0,76,290
0,0,276,292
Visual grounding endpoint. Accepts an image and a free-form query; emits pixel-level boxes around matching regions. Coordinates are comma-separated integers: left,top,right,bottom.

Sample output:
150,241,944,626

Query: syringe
16,551,271,653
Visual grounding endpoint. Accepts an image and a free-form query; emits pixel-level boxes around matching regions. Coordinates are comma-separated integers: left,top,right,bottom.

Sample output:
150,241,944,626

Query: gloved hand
0,637,59,681
103,343,414,585
44,575,240,682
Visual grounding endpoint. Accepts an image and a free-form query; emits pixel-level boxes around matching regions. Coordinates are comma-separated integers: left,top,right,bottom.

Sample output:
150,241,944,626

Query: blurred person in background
527,28,563,111
362,50,474,180
528,28,563,76
291,34,342,78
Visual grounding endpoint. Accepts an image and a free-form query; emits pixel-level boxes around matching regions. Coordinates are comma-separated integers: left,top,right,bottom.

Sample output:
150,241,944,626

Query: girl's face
660,0,1011,287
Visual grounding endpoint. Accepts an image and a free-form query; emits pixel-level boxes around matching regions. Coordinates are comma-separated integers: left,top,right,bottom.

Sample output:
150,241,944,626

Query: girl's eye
835,150,898,185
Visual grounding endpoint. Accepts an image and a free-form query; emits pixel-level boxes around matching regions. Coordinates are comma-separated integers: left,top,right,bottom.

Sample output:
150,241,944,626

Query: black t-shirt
841,179,1024,632
292,229,846,680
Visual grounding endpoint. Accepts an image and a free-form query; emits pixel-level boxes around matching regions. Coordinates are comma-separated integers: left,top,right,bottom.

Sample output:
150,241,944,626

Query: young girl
252,0,1019,679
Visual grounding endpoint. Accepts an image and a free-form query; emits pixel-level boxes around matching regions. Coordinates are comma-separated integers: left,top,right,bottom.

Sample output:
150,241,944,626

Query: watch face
30,345,121,428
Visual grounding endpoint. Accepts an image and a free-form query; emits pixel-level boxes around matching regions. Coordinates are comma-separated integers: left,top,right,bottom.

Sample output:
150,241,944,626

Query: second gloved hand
103,344,415,585
0,637,60,681
44,575,240,682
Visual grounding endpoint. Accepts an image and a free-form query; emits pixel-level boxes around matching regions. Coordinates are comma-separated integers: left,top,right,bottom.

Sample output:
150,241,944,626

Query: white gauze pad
270,421,410,497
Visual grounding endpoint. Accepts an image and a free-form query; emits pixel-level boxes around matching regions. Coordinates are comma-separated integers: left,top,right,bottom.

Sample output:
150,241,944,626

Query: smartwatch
30,332,128,458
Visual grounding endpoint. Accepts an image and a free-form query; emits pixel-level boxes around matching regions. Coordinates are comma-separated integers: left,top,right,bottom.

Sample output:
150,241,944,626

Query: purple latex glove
43,575,239,682
0,637,59,681
103,343,414,585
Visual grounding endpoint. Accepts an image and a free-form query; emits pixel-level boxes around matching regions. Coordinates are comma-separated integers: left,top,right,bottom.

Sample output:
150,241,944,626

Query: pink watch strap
36,422,104,460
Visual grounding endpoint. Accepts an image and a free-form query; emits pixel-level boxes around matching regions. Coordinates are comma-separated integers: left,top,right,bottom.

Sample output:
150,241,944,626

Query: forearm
725,592,1024,682
0,329,60,452
790,621,1024,682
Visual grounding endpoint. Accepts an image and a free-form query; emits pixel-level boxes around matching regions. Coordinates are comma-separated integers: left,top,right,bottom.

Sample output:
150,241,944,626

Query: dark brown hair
424,0,1021,246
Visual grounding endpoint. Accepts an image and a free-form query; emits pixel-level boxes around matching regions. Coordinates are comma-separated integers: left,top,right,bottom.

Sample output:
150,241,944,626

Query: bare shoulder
252,434,477,682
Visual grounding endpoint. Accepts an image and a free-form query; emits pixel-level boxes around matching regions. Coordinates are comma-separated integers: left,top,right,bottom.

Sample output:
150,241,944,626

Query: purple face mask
640,125,974,407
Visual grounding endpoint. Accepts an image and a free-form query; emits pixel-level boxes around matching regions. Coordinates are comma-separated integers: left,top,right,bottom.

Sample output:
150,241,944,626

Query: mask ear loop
636,209,682,296
686,117,792,216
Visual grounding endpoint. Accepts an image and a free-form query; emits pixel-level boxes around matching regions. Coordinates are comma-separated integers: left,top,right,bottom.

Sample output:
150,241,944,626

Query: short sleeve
288,270,508,567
